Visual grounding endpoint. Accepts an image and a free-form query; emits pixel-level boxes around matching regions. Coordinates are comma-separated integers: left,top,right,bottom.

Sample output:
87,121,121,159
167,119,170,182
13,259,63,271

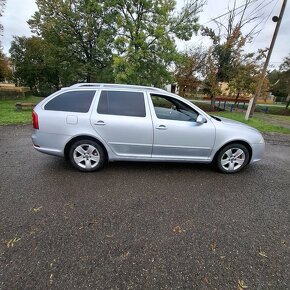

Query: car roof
67,83,167,93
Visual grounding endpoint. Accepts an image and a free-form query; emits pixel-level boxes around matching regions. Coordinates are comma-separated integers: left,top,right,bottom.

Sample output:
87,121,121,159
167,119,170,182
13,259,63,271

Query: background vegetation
0,0,289,130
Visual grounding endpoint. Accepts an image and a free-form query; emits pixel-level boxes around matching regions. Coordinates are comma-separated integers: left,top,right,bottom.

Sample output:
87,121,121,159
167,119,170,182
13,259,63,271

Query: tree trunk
286,94,290,109
210,94,215,111
234,91,240,105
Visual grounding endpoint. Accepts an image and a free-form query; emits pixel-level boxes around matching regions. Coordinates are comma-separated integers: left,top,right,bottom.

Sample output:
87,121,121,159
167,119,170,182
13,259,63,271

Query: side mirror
196,115,207,124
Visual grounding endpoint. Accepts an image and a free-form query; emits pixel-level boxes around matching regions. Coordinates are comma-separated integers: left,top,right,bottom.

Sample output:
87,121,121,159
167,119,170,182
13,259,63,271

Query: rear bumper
33,145,63,157
250,143,265,163
32,130,65,157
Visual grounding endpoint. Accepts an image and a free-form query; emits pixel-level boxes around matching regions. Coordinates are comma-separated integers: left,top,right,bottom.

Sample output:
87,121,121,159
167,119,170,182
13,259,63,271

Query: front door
149,94,215,160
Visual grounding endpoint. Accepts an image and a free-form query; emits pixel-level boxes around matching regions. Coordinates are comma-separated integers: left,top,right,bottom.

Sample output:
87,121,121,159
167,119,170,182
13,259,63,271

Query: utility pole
247,0,287,118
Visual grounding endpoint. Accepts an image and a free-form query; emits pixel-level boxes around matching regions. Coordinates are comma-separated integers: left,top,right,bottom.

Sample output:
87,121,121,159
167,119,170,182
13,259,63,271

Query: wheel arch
213,140,253,164
64,135,108,161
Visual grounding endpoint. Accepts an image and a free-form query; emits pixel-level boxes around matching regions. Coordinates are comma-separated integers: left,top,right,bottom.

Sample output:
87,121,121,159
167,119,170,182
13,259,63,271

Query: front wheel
216,143,250,174
69,140,106,172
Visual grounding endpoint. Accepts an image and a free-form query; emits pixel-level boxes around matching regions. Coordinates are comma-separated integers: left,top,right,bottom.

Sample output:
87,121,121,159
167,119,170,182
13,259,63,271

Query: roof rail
69,83,166,92
69,83,102,88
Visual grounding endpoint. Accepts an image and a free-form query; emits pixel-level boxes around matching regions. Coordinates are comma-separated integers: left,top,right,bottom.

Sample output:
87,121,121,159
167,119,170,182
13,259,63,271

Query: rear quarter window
44,90,96,113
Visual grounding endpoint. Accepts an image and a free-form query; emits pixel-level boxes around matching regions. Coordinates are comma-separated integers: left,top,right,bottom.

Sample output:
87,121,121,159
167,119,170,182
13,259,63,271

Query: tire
216,143,250,174
69,139,106,172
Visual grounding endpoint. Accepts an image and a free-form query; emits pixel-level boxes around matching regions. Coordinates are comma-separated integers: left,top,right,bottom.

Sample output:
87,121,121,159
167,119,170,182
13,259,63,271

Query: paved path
0,125,289,289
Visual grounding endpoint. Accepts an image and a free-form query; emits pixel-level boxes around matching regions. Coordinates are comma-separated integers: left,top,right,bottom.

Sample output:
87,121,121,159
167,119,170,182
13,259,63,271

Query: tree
0,51,12,81
0,0,8,81
174,46,206,97
228,50,269,104
279,54,290,108
202,0,265,110
10,36,59,93
203,49,221,109
0,0,5,39
112,0,204,86
28,0,117,84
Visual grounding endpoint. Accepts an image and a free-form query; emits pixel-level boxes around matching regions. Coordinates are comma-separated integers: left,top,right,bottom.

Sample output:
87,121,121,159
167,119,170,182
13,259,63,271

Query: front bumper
250,142,265,163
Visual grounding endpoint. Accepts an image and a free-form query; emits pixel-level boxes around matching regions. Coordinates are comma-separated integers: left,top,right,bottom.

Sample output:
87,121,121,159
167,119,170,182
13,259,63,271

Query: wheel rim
73,144,100,169
221,148,246,171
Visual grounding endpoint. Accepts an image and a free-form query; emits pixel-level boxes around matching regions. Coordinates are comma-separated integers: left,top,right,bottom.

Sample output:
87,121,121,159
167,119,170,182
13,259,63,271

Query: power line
202,0,259,25
249,0,280,46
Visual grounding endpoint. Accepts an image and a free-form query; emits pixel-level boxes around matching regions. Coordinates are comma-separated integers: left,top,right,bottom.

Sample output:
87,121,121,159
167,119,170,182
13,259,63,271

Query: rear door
91,90,153,157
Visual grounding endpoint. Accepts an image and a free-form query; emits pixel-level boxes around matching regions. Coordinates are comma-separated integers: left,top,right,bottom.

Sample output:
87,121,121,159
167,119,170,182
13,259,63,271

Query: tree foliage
269,54,290,108
0,0,5,38
9,0,204,91
0,51,12,81
174,46,206,97
228,49,269,102
201,0,266,109
9,36,59,93
112,0,204,86
28,0,117,83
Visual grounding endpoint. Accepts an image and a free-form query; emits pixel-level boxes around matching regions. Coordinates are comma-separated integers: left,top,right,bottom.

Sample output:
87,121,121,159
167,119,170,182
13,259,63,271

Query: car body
32,83,265,173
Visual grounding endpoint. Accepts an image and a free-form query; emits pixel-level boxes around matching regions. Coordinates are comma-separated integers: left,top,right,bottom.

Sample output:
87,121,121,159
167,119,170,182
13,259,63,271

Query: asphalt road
0,125,289,290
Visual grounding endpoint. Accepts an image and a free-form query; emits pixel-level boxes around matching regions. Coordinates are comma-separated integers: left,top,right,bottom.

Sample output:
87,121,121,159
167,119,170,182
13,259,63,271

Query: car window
97,90,146,117
151,94,198,122
44,90,96,113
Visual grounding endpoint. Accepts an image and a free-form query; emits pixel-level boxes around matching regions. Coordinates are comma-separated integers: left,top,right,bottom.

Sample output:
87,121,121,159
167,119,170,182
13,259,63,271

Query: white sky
1,0,289,68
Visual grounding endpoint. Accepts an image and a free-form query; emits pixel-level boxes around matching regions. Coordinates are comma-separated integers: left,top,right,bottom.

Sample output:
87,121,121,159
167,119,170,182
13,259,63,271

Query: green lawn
1,96,290,134
0,96,44,125
212,111,290,134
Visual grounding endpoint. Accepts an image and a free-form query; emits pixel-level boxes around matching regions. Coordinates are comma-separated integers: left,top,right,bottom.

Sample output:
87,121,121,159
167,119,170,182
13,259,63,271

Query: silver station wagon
32,83,265,173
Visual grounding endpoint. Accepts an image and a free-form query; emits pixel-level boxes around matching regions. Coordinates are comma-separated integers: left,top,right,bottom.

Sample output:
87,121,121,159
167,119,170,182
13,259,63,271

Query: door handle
94,120,106,126
156,125,167,130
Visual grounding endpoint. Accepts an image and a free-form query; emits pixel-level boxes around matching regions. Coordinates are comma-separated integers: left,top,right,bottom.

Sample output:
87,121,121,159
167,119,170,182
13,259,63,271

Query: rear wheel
69,140,105,172
216,143,249,173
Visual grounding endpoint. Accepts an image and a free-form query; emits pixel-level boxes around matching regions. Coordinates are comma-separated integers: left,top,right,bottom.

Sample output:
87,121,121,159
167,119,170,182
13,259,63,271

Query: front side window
44,90,96,113
97,90,146,117
151,94,198,122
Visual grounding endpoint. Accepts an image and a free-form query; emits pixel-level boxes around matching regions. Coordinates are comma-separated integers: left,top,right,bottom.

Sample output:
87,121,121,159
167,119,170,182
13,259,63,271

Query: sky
1,0,289,68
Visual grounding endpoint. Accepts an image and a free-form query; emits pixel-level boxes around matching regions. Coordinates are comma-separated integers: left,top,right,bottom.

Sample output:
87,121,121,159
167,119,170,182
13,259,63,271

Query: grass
212,111,290,134
264,106,290,116
0,96,44,125
0,96,289,134
192,101,290,116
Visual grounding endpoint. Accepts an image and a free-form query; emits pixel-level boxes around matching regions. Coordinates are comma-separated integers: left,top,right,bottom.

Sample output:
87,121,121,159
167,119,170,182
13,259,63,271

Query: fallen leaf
281,240,287,246
259,251,268,258
5,237,22,248
88,219,98,227
204,275,210,285
238,279,248,289
120,251,129,259
173,226,185,233
64,203,75,209
210,241,217,253
30,206,43,213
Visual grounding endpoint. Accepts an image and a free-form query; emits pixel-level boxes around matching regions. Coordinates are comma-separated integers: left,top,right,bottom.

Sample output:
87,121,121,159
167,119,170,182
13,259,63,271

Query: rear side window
97,91,146,117
44,90,96,113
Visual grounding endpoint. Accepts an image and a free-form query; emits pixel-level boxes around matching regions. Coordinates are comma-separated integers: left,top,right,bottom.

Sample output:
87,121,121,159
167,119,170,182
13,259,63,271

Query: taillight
32,110,39,129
